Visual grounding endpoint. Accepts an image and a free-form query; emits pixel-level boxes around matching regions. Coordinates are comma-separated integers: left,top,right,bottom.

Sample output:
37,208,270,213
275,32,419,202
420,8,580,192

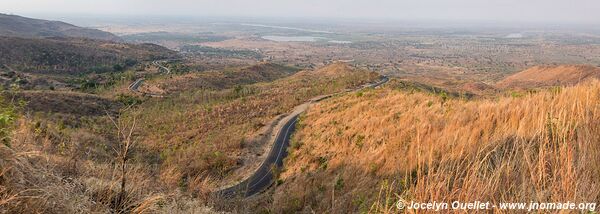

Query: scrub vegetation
273,79,600,213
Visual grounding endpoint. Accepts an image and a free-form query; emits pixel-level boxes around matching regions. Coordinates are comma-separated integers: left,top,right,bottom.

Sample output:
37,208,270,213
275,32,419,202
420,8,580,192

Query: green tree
0,95,20,146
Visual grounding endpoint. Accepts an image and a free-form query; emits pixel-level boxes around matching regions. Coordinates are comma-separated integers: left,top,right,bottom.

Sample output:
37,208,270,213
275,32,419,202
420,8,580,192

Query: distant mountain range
0,13,120,41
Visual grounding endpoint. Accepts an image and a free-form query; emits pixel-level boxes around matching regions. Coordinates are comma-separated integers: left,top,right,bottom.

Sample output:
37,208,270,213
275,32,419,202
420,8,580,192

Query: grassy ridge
273,79,600,213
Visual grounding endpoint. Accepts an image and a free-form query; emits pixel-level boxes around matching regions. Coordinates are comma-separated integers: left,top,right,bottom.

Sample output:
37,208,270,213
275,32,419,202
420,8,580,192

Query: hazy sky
2,0,600,24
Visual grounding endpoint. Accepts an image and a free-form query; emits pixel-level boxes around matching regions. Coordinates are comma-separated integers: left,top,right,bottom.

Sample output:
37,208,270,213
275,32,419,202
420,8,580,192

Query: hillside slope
160,61,363,93
496,64,600,89
295,62,357,76
0,14,120,41
269,80,600,213
129,63,378,194
156,62,300,92
0,36,177,74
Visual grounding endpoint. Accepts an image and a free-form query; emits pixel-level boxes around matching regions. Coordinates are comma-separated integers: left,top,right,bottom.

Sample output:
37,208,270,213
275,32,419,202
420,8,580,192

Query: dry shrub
276,80,600,213
155,193,226,214
159,143,238,190
83,165,163,213
188,173,217,200
0,144,101,213
2,116,171,213
1,125,218,213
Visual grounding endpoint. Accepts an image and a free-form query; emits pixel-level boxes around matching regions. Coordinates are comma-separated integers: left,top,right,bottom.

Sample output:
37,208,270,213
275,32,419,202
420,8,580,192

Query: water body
242,23,333,34
328,40,353,44
262,36,325,42
505,33,524,38
262,36,352,44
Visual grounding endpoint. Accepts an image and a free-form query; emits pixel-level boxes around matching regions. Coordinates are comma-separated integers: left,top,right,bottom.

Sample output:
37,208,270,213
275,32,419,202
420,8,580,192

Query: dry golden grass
274,80,600,213
129,63,378,190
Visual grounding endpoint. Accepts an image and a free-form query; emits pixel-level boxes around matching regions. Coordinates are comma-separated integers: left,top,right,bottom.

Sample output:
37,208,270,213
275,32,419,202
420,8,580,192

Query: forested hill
0,13,120,41
0,36,177,74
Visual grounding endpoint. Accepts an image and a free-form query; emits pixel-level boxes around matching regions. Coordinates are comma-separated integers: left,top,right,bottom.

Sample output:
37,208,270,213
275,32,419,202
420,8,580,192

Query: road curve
216,76,389,198
152,60,171,74
128,60,171,97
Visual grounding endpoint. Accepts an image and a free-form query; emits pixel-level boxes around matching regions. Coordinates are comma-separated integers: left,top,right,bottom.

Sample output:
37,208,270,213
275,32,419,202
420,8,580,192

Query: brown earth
461,81,496,94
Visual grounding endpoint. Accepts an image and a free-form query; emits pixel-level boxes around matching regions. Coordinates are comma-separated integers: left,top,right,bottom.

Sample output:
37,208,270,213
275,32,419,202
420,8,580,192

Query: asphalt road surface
218,115,299,198
153,60,171,74
128,78,144,92
216,76,389,198
127,60,171,97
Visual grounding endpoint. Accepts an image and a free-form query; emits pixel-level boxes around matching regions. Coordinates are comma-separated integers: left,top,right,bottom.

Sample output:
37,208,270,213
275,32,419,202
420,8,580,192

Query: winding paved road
128,60,171,97
216,76,389,198
128,78,145,91
152,60,171,74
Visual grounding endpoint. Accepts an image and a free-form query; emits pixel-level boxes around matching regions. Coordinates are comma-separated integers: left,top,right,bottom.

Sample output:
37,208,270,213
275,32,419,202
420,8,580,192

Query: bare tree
106,110,138,212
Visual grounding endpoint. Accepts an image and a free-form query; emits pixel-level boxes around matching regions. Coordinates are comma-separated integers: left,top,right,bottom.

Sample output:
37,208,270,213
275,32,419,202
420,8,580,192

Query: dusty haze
1,0,600,24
